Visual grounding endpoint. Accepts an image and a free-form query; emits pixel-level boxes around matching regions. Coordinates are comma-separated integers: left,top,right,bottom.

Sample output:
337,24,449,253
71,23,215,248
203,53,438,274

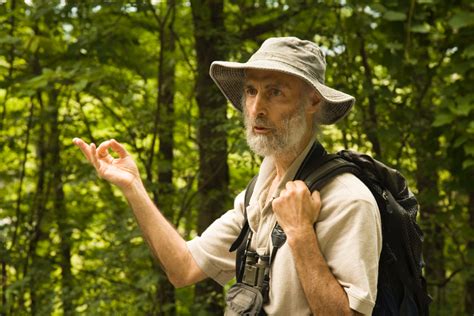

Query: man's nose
248,93,267,117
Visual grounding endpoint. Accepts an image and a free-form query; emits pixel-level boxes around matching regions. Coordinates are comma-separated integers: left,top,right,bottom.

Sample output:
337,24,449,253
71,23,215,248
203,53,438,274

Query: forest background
0,0,472,315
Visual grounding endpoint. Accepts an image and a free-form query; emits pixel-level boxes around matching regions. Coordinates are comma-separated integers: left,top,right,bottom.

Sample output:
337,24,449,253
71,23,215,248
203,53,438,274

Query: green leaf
467,121,474,134
0,35,21,45
386,42,403,50
73,80,88,92
462,44,474,59
462,159,474,170
453,136,467,148
370,4,386,14
449,12,474,29
410,23,431,33
432,113,455,127
453,102,473,116
28,36,41,53
383,11,406,21
465,143,474,156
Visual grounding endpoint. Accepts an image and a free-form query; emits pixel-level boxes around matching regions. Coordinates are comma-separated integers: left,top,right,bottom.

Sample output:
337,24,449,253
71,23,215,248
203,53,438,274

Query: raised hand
271,180,321,237
73,138,141,190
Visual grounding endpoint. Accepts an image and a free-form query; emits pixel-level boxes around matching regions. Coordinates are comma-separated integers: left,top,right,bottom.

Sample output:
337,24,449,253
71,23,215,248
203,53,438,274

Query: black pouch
225,283,264,316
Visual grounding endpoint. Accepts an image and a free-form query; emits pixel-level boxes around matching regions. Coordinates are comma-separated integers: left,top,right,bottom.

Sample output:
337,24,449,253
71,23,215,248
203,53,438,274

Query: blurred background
0,0,472,315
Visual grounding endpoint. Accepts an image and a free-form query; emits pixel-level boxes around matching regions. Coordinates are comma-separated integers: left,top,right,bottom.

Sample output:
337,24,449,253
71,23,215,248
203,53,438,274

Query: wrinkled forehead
244,68,301,87
243,69,315,98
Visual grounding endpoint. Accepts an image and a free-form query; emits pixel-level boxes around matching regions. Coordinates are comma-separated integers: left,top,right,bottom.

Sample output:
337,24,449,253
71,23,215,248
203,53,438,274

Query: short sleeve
186,191,246,286
317,173,382,315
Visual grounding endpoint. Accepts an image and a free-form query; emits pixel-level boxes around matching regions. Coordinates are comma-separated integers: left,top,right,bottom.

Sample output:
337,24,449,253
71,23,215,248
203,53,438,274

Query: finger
96,140,112,160
311,190,321,200
90,143,101,171
276,189,286,199
292,181,308,195
285,181,297,190
293,180,307,189
311,190,321,208
109,139,129,159
73,138,93,163
72,137,83,146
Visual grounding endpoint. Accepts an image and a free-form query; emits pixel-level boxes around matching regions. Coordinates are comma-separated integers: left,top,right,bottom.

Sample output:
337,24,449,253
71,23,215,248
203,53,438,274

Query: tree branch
0,0,17,132
240,5,308,40
357,31,382,158
9,98,34,252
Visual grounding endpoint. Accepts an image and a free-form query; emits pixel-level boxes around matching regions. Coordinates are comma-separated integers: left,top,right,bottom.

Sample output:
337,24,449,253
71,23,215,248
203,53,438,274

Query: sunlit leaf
411,23,431,33
383,10,407,21
448,12,474,29
73,80,88,92
432,113,455,127
462,159,474,170
461,44,474,59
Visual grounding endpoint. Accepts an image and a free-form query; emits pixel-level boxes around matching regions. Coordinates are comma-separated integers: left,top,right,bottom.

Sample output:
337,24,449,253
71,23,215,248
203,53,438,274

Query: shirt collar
250,138,316,204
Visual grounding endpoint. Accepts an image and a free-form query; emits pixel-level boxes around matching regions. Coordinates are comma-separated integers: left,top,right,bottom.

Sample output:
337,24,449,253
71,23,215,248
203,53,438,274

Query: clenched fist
271,180,321,237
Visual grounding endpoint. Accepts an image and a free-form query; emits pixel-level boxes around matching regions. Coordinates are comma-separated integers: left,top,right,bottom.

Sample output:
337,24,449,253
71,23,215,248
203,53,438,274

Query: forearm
122,179,205,287
287,227,356,315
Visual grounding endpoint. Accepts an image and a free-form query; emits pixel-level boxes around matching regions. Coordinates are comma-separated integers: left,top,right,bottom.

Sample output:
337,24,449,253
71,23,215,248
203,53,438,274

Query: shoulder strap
295,142,361,192
231,175,258,282
229,175,257,252
245,175,258,208
304,155,361,192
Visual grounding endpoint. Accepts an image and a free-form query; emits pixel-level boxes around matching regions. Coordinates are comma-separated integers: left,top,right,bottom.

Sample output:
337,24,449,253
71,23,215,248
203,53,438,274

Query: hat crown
208,36,355,125
249,37,327,84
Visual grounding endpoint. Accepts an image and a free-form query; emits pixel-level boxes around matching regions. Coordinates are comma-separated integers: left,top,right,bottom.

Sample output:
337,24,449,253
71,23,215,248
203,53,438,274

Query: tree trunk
0,0,16,131
25,93,48,315
0,259,5,316
465,190,474,313
358,32,382,159
191,0,229,313
49,90,74,315
19,32,46,314
416,131,445,311
153,0,177,314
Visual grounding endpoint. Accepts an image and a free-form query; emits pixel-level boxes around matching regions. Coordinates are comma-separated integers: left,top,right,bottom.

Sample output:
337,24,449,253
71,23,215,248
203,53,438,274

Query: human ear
306,90,321,115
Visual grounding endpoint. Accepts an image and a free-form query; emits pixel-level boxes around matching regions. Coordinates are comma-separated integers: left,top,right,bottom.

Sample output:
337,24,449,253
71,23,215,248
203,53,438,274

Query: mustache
245,115,276,129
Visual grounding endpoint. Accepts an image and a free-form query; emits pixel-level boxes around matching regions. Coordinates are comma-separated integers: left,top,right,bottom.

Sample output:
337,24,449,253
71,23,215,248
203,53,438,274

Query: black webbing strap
230,175,258,283
229,175,257,253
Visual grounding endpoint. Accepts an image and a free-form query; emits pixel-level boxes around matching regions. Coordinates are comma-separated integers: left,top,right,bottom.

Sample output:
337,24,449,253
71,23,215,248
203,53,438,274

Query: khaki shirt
187,141,382,315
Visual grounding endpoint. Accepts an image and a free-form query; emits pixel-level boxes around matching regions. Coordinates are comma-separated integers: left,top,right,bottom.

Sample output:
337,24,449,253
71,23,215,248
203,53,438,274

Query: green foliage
0,0,472,315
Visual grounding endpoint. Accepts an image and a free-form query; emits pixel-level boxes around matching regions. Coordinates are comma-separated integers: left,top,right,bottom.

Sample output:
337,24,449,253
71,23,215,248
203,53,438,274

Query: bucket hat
209,37,355,125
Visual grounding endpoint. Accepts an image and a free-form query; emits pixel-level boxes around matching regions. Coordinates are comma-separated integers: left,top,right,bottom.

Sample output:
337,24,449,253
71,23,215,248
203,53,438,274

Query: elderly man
74,37,381,315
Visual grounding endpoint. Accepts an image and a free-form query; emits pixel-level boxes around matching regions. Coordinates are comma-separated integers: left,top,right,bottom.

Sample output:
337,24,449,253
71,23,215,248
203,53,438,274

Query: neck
272,133,313,180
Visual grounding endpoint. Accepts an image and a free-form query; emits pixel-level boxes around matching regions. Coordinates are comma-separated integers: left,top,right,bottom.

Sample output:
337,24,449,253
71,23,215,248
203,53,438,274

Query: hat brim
210,60,355,125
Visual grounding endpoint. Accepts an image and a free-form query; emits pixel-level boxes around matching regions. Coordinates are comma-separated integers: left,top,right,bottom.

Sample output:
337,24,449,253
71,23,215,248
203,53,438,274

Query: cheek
276,107,298,123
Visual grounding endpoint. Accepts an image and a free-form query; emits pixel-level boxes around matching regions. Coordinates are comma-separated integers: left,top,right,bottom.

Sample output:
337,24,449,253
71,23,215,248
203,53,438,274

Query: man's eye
270,89,282,97
246,88,257,96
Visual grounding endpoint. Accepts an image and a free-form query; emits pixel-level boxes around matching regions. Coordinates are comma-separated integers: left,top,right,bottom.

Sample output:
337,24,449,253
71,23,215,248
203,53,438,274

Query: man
74,37,382,315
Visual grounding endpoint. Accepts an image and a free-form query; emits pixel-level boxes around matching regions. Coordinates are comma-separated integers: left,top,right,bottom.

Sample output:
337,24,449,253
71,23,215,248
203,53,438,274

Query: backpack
229,142,432,315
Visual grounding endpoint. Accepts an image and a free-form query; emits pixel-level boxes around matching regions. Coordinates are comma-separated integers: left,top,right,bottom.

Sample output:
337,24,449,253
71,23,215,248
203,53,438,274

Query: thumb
311,190,320,199
311,190,321,207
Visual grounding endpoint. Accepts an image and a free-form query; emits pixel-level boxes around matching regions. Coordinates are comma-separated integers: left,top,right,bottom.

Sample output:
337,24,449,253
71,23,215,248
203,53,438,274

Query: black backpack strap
229,175,257,252
245,175,259,209
294,142,362,193
304,155,361,192
230,175,258,282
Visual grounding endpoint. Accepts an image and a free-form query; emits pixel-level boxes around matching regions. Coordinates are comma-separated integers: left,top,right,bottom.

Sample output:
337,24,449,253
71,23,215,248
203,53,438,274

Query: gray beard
244,103,308,158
